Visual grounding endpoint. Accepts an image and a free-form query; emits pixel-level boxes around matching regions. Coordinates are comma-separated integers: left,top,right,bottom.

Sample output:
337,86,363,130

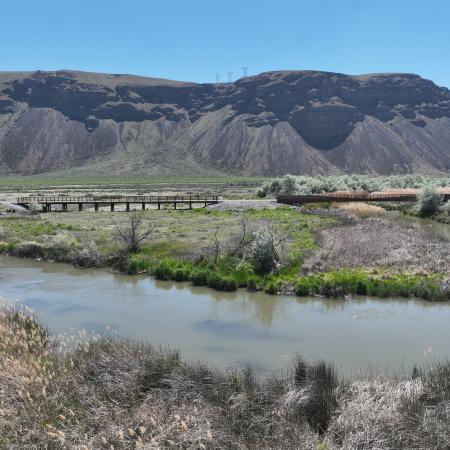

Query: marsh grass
2,303,450,449
295,269,448,301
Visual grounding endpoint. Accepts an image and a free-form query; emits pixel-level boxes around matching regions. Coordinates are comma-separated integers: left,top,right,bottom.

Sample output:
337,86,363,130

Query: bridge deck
17,195,220,212
277,192,450,204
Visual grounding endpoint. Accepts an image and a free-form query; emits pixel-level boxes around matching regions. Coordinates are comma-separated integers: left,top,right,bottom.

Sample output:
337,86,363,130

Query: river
1,254,450,376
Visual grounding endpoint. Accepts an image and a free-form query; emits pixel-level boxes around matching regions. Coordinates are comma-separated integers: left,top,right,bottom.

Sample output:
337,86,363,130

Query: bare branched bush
227,212,255,258
197,213,255,263
115,210,154,254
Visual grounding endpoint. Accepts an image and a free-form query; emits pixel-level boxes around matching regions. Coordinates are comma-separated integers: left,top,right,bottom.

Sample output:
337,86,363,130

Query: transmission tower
241,66,249,77
227,71,233,83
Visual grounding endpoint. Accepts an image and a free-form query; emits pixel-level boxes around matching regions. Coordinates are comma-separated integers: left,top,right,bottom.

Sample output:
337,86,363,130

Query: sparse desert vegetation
256,174,450,197
2,303,450,450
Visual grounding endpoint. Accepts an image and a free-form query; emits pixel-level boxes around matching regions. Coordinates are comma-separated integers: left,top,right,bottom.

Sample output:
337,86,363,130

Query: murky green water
1,255,450,376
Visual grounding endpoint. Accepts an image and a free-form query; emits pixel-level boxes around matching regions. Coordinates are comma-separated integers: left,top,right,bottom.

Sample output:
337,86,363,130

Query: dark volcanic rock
288,102,364,150
0,69,450,175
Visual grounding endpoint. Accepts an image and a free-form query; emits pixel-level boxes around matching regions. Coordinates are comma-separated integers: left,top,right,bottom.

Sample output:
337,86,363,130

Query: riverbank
0,204,449,300
1,304,450,449
0,207,337,294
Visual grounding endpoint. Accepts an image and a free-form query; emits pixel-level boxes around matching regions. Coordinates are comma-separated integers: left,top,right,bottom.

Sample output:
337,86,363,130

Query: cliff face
1,69,450,176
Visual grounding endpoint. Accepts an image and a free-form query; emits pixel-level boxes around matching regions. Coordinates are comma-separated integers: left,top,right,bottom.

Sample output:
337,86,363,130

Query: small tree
245,224,284,274
415,185,442,217
115,210,154,253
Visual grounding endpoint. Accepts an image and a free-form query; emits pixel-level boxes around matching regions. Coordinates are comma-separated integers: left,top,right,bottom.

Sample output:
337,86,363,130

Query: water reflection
1,255,450,375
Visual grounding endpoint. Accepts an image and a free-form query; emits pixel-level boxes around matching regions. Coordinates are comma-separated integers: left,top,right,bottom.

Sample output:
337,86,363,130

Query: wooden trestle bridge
16,195,220,212
276,191,450,204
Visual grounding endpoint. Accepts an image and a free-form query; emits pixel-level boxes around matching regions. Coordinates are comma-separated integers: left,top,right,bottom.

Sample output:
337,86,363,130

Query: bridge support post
189,196,192,210
47,204,52,212
79,203,83,212
42,205,47,213
111,203,114,212
142,203,145,210
157,202,160,210
126,203,130,212
174,200,177,209
94,203,99,212
62,203,68,212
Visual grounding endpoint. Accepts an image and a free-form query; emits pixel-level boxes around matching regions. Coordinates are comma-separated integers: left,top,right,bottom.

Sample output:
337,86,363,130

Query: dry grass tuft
331,202,385,216
304,217,450,274
1,301,450,449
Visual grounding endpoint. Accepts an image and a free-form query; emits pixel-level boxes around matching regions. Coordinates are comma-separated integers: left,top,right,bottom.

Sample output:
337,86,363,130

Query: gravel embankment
207,199,287,212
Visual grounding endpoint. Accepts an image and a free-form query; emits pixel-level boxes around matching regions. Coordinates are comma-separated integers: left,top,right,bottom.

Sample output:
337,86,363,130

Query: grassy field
0,207,336,293
2,305,450,449
1,203,449,300
0,175,266,195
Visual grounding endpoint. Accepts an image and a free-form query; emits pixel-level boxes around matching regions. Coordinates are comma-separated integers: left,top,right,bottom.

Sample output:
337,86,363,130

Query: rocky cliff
1,69,450,176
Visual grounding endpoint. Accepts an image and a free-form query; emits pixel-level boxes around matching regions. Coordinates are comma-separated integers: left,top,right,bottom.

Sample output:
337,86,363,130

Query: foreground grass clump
2,304,450,449
295,269,449,301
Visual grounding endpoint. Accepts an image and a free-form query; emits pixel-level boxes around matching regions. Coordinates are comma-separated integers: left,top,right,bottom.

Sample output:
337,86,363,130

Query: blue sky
1,0,450,87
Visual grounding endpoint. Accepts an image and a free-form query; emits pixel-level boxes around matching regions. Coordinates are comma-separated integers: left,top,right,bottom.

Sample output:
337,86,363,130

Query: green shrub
126,255,152,274
192,269,210,286
154,259,176,280
415,185,442,217
295,275,324,296
257,174,450,197
294,270,447,301
264,280,281,295
246,277,259,291
220,276,238,291
172,267,191,282
15,242,46,259
246,226,282,275
232,260,256,286
207,273,237,291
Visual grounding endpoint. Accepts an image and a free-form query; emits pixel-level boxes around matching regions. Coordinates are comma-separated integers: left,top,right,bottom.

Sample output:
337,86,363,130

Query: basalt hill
1,69,450,176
